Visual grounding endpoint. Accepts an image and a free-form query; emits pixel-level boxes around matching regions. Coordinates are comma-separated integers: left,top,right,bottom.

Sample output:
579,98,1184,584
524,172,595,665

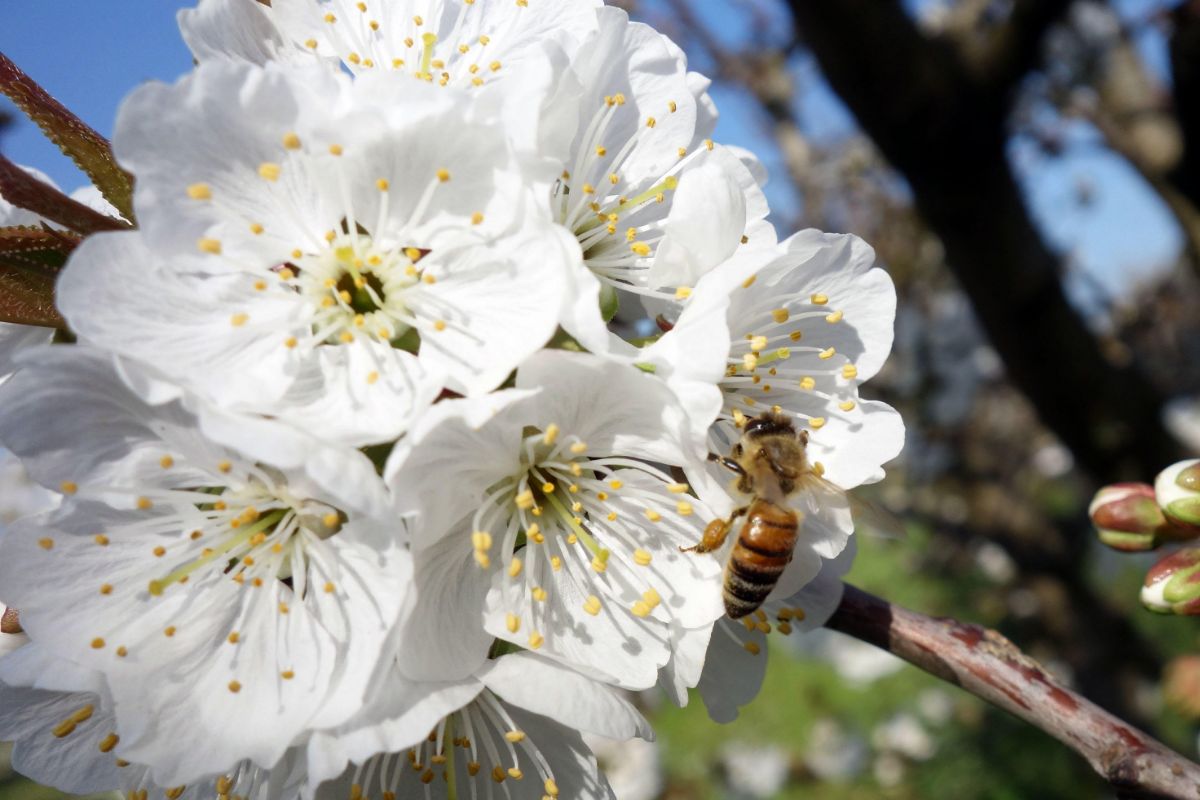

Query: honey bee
684,410,892,619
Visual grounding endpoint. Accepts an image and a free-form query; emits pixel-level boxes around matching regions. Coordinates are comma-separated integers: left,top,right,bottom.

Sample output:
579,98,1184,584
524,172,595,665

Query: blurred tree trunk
787,0,1183,483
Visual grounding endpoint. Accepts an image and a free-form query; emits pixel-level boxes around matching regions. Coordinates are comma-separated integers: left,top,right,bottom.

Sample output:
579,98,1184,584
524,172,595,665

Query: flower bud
1089,483,1174,551
1141,547,1200,615
1155,459,1200,530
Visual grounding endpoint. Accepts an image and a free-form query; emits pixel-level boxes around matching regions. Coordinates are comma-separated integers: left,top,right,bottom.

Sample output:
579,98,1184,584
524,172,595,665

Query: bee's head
732,412,807,495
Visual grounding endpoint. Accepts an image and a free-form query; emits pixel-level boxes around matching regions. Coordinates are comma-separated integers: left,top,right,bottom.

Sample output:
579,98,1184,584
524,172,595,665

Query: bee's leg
681,506,747,553
707,452,747,477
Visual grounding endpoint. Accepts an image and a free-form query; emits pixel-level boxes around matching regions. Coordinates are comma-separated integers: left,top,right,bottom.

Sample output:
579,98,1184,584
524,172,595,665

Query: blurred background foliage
4,0,1200,797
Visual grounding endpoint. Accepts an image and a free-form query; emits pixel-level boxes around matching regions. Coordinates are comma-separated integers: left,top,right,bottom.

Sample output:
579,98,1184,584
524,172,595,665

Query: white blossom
386,349,725,688
0,348,410,784
59,60,572,446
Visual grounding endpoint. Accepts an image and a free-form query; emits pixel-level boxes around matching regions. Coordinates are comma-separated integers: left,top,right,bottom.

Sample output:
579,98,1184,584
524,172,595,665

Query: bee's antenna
707,452,746,477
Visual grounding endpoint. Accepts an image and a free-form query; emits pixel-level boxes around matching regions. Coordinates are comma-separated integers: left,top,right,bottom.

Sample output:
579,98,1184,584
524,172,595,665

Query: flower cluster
1091,459,1200,615
0,1,903,797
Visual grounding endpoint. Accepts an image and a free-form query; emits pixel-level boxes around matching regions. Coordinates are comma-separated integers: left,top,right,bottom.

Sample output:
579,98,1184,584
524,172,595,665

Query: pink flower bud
1156,459,1200,530
1089,483,1178,551
1142,547,1200,615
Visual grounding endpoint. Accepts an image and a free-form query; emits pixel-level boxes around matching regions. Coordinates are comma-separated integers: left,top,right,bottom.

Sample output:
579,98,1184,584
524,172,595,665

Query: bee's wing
799,473,906,541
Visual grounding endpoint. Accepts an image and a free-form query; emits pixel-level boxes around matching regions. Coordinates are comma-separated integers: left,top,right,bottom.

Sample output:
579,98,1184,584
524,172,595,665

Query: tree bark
787,0,1183,481
828,584,1200,800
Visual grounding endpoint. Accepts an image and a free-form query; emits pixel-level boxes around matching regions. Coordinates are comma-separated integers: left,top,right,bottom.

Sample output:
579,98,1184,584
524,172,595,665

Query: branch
1168,1,1200,211
789,0,1183,480
827,584,1200,800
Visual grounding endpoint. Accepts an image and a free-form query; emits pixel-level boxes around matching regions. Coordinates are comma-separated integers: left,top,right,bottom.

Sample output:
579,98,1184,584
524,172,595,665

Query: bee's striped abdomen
723,499,798,619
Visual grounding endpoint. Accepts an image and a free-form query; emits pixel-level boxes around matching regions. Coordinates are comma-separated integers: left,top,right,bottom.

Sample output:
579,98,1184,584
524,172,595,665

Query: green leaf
0,155,127,234
0,51,135,222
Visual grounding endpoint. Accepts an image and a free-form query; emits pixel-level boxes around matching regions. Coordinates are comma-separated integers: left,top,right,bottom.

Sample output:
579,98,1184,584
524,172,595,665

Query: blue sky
0,1,1182,300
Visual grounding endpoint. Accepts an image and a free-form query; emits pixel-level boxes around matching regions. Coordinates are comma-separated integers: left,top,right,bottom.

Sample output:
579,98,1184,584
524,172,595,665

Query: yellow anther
164,626,176,637
305,38,318,49
324,582,335,593
532,586,547,602
100,583,113,595
610,479,624,490
631,600,652,617
776,347,791,360
347,52,362,65
515,490,535,509
472,531,493,550
474,551,491,568
826,309,844,323
743,353,759,372
257,162,281,181
281,131,301,150
743,641,761,655
153,546,166,557
819,347,836,360
550,556,562,571
771,308,790,323
322,512,340,528
792,606,807,620
646,117,657,128
230,312,249,327
505,613,520,633
809,417,826,430
228,680,242,693
186,182,212,200
136,496,153,510
376,178,390,191
504,730,526,743
675,286,692,300
471,211,485,225
811,293,829,305
197,238,222,254
749,335,769,352
284,336,298,349
91,637,105,649
591,550,610,573
643,588,661,608
329,144,344,156
842,364,858,379
570,441,588,454
339,331,355,343
799,376,816,390
583,595,602,616
631,242,652,257
489,60,501,71
676,500,693,515
632,548,653,567
366,371,379,385
508,558,523,578
839,400,856,411
542,423,560,445
60,480,78,495
527,631,544,649
436,168,451,182
644,509,662,522
324,12,336,22
99,732,119,753
116,646,127,657
545,778,559,797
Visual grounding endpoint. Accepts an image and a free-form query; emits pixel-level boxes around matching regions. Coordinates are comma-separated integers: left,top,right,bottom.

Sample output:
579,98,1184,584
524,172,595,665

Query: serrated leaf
0,225,79,271
0,154,127,234
0,255,63,328
0,51,134,222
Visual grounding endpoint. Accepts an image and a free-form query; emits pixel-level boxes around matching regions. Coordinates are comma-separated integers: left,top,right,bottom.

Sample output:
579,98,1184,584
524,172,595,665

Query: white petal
479,652,652,741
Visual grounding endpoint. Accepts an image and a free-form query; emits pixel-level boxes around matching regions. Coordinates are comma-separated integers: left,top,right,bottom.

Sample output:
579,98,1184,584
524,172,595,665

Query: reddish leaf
0,155,126,234
0,256,63,328
0,51,134,222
